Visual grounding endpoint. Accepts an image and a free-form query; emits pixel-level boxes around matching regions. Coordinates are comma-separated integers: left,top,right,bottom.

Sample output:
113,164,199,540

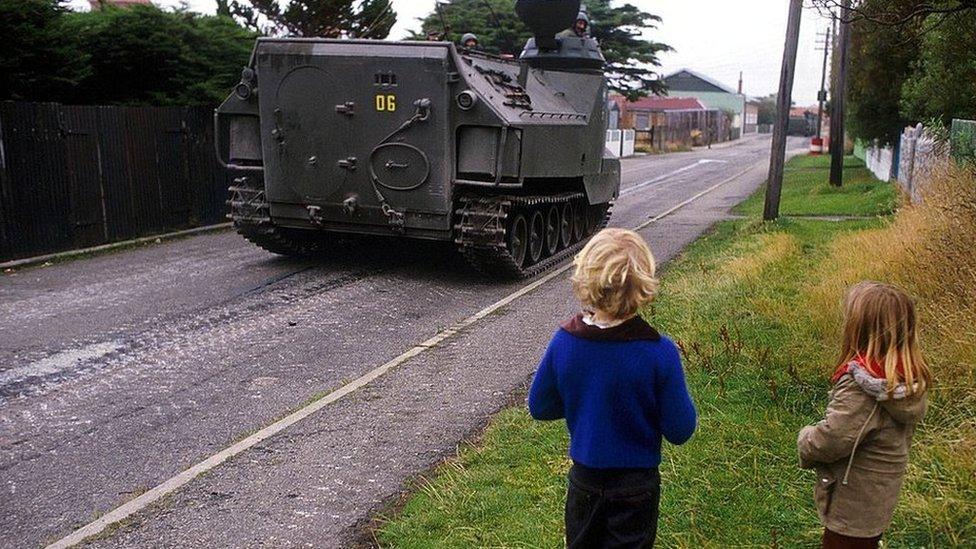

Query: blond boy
529,228,697,548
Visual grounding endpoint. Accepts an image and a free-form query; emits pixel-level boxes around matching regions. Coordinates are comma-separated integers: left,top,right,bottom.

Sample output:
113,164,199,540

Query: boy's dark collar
561,312,661,342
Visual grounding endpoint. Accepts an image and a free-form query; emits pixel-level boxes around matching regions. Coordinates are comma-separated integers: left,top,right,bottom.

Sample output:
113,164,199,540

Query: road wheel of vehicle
587,204,603,236
528,210,545,265
572,201,586,242
507,213,529,268
560,202,574,248
545,205,560,256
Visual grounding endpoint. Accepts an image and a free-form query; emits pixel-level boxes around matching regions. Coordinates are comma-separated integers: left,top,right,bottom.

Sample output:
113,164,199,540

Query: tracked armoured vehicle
215,0,619,278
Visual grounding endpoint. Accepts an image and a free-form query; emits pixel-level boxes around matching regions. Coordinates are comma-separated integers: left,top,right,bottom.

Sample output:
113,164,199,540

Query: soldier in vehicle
557,12,589,38
460,33,479,49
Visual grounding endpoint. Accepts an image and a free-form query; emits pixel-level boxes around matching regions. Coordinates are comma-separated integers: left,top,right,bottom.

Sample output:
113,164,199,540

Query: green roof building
662,69,746,139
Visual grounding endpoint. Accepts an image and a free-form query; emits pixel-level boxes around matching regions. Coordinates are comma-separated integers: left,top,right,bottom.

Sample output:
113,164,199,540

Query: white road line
0,341,123,388
620,159,727,197
44,158,765,549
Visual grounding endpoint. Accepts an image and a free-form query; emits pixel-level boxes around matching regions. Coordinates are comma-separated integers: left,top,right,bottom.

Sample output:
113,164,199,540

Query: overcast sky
67,0,833,105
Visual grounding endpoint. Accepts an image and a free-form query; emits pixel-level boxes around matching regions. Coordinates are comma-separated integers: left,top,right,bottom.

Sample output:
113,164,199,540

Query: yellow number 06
375,94,396,112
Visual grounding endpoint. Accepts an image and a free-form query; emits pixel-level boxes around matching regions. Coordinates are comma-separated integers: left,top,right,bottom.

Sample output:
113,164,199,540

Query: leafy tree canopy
844,0,976,144
412,0,671,99
227,0,396,37
63,5,255,106
846,2,921,144
812,0,976,26
900,14,976,125
0,0,90,102
1,2,254,106
755,94,778,126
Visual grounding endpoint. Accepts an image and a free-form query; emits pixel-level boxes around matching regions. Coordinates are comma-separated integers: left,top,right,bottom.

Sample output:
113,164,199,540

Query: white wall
605,130,636,158
863,143,893,182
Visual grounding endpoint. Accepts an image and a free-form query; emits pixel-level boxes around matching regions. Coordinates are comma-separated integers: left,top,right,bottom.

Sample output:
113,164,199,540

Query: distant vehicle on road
215,0,619,278
788,114,816,137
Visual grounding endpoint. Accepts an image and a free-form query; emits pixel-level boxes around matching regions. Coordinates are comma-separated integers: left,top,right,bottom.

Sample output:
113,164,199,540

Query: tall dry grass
801,165,976,541
803,165,976,390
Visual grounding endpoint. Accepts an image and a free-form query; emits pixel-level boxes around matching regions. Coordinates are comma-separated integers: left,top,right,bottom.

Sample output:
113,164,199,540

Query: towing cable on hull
367,98,432,231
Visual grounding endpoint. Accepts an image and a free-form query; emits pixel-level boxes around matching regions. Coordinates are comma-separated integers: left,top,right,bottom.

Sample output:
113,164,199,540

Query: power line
360,0,395,38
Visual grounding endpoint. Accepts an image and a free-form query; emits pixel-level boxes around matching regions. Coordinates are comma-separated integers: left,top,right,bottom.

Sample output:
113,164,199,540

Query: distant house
790,106,815,118
610,94,705,130
662,69,746,138
744,98,761,134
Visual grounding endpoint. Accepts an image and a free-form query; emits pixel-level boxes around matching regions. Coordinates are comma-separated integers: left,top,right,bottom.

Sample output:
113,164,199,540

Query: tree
844,0,922,144
0,0,89,102
63,5,254,106
755,94,778,126
410,0,530,54
900,15,976,125
586,1,671,97
412,0,671,99
231,0,396,37
825,0,976,143
812,0,976,25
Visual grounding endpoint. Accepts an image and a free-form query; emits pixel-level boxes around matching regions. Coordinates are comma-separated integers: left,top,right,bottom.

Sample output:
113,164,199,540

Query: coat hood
848,363,927,424
560,312,660,342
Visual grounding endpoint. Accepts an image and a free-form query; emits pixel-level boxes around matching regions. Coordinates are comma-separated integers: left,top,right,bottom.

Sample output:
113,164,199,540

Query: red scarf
830,355,885,384
830,354,904,384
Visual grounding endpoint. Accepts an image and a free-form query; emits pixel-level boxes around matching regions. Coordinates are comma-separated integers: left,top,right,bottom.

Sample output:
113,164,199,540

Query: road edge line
45,159,765,549
1,223,234,272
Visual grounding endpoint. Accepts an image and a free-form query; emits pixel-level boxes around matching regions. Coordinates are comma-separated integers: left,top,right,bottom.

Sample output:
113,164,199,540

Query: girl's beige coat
797,374,927,538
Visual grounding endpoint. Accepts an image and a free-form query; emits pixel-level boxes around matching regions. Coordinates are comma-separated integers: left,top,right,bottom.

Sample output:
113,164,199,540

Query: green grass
375,163,972,547
377,219,877,548
735,154,897,217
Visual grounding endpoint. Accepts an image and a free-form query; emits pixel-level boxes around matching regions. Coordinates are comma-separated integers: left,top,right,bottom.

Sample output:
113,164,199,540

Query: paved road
0,135,796,547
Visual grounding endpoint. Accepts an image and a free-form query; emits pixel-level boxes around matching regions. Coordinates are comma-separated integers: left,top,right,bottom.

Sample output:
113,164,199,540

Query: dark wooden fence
633,109,733,152
0,102,232,262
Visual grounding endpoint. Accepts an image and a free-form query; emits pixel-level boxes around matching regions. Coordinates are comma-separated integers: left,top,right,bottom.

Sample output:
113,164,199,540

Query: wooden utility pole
763,0,804,221
829,0,852,186
816,30,831,140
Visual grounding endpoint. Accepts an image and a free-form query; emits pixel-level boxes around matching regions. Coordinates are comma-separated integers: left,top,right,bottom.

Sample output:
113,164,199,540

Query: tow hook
307,205,324,226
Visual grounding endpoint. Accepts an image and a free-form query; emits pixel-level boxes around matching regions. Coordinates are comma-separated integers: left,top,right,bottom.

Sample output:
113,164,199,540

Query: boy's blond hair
839,281,932,396
571,228,658,319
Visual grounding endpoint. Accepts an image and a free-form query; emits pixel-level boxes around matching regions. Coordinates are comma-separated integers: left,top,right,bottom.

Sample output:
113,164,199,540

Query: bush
63,6,255,106
0,0,90,101
801,165,976,541
1,1,254,106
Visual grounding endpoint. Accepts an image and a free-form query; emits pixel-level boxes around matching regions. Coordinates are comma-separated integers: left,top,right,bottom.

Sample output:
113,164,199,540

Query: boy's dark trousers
565,463,661,548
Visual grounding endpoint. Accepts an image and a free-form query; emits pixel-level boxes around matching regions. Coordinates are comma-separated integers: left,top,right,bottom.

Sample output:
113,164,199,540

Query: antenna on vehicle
480,0,503,30
433,2,451,41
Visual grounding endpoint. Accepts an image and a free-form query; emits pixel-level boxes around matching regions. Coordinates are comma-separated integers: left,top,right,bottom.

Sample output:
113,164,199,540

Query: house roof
790,105,818,117
610,94,705,112
662,69,738,95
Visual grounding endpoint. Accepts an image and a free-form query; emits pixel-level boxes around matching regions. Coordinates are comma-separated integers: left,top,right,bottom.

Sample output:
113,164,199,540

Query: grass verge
735,155,897,217
375,155,975,547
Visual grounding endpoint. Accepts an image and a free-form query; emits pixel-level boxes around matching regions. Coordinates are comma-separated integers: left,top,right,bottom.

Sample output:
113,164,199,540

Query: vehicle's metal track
455,193,612,279
227,176,331,257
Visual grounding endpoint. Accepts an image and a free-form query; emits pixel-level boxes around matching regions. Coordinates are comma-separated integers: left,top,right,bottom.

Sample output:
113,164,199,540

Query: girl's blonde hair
839,281,932,396
571,228,658,319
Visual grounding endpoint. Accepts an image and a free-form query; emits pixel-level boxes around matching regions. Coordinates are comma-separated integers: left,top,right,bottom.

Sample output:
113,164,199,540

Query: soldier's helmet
461,33,479,47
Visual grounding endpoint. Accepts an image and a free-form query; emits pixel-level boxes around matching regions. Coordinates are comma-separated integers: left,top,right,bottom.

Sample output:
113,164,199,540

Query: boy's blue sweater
528,314,697,469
